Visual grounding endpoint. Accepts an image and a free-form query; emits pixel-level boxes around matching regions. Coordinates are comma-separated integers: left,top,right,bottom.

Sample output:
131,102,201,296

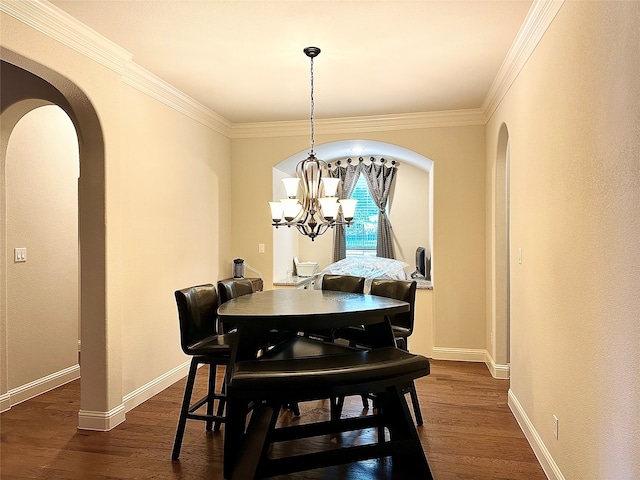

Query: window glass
345,175,378,256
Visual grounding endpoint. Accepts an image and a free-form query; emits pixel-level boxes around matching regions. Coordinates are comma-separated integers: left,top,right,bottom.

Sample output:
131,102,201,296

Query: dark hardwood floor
1,360,546,479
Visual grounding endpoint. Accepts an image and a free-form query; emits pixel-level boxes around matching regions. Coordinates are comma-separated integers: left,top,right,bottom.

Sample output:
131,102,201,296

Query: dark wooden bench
225,339,432,479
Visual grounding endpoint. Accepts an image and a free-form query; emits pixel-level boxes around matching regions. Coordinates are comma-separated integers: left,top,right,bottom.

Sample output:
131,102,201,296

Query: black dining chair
372,279,417,353
172,284,233,461
311,274,367,420
217,278,255,333
321,273,366,293
218,277,303,416
304,274,366,343
333,278,423,425
371,279,423,425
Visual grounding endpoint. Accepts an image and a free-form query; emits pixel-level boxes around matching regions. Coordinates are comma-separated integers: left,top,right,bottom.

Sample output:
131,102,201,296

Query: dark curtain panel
361,162,397,259
330,162,361,262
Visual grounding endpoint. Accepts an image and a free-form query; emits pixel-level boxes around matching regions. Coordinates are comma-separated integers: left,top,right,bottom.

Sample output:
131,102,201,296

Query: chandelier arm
316,223,330,238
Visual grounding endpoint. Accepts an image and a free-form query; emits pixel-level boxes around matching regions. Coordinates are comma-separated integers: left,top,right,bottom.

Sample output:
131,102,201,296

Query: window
345,175,378,256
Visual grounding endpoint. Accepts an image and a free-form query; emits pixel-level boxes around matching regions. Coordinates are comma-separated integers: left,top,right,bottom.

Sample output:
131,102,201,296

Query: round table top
218,288,409,331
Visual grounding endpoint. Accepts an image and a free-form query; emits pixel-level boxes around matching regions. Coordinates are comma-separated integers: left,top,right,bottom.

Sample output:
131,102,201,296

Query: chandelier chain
309,54,315,154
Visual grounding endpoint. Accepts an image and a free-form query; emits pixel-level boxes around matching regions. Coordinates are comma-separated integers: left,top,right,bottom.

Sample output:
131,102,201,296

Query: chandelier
269,47,357,241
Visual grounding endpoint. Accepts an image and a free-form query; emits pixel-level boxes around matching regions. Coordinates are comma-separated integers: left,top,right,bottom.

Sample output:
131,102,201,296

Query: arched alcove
271,139,434,279
1,52,113,427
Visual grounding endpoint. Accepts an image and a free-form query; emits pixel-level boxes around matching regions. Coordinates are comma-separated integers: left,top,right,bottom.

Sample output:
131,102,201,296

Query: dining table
217,287,411,478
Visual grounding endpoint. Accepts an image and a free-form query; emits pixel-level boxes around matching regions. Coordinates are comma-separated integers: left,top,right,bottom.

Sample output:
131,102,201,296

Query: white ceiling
50,0,533,124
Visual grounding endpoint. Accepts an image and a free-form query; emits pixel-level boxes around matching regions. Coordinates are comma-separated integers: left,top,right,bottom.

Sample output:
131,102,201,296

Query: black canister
233,258,245,278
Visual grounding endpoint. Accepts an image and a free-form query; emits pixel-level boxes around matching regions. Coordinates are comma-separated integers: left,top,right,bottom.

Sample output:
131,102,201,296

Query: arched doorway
5,105,79,405
1,53,114,428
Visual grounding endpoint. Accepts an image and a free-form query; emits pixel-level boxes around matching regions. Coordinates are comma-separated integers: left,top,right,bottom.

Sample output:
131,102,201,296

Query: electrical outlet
553,415,558,439
258,243,265,254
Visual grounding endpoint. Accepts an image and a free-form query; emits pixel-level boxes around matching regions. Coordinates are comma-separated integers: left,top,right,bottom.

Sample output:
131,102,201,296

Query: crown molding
1,0,232,136
122,63,232,136
2,0,563,139
230,109,487,139
0,0,132,73
482,0,565,120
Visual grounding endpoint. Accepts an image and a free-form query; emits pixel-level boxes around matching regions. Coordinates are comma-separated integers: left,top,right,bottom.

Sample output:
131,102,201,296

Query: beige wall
230,135,311,287
486,1,639,478
6,105,79,394
390,161,430,265
1,10,232,421
118,84,232,393
232,126,486,354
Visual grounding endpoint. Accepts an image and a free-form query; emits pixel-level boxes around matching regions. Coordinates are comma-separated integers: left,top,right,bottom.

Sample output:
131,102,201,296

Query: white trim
122,359,191,412
6,364,80,408
78,404,126,431
75,360,191,431
485,352,511,379
431,347,487,363
121,62,232,137
0,0,132,73
482,0,565,119
0,392,11,413
509,389,566,480
0,0,231,137
230,109,486,139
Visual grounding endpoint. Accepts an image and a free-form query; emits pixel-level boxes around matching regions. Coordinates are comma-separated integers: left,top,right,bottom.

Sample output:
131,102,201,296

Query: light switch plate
14,247,27,262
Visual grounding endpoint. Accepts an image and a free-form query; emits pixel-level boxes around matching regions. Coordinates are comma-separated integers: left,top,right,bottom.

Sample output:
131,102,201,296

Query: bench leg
380,386,433,479
229,405,279,480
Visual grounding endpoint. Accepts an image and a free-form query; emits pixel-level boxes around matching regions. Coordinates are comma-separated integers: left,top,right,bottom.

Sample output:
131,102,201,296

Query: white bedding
314,256,410,293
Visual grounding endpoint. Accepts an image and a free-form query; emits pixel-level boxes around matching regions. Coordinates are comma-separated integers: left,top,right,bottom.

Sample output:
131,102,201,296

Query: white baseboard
0,392,11,413
78,404,126,431
4,364,80,409
485,352,510,379
122,359,191,412
431,346,487,362
2,358,191,431
508,389,565,480
77,359,191,431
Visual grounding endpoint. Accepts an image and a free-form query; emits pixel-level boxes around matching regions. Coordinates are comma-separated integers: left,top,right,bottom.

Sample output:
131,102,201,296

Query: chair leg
206,363,217,431
409,380,423,426
172,359,199,461
214,378,227,431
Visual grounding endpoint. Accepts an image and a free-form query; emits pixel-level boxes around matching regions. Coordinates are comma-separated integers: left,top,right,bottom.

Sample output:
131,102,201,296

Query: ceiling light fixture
269,47,356,241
